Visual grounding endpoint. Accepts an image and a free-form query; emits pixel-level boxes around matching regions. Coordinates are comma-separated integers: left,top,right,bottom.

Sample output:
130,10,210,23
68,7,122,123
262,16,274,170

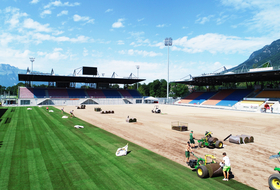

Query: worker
190,130,196,148
70,110,74,118
221,152,231,181
185,142,193,165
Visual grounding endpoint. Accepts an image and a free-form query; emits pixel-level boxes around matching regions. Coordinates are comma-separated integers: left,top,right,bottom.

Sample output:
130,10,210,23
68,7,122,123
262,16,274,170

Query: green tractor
197,131,223,149
268,152,280,190
189,153,223,178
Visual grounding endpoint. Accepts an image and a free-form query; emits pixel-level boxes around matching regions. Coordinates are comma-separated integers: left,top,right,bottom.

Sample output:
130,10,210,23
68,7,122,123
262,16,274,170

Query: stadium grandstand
17,66,145,106
173,65,280,113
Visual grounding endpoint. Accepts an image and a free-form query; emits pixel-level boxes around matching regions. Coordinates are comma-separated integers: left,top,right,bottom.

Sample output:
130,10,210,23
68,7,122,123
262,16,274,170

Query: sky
1,0,280,83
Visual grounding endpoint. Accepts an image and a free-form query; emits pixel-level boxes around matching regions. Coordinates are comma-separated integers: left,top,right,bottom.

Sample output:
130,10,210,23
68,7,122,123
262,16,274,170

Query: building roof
18,74,145,84
173,69,280,86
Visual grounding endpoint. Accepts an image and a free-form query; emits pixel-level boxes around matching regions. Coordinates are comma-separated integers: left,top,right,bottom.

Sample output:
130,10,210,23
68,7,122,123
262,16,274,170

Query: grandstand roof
173,69,280,86
18,74,145,84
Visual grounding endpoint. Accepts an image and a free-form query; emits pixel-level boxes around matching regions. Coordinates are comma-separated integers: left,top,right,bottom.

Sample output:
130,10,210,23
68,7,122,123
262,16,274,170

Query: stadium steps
202,89,235,105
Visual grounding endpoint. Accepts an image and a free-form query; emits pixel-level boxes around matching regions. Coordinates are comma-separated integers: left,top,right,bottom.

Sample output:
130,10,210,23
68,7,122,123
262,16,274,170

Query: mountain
0,64,26,87
230,39,280,72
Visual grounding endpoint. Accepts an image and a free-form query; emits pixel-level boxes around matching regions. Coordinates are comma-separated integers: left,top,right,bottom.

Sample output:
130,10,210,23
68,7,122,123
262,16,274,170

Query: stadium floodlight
136,65,140,89
165,37,172,104
29,57,35,74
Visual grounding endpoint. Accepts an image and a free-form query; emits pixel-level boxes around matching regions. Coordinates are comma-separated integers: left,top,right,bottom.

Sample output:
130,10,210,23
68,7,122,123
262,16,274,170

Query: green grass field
0,107,254,190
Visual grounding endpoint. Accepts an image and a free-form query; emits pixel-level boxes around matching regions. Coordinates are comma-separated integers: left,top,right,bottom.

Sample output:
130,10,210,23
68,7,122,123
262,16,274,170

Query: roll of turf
240,135,250,143
229,136,241,144
205,163,223,178
241,134,254,142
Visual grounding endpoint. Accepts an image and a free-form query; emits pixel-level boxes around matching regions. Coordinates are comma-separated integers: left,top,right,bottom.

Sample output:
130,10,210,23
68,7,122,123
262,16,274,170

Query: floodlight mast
136,65,140,89
165,37,172,104
29,57,35,73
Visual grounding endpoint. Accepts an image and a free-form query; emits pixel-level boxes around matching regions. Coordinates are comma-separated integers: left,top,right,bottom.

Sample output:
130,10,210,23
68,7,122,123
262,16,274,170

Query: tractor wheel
197,165,209,178
199,142,205,148
269,173,280,190
152,110,154,113
215,141,223,148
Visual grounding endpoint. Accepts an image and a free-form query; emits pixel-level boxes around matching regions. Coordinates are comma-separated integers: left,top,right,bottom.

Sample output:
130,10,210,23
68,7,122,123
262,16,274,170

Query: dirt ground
57,104,280,190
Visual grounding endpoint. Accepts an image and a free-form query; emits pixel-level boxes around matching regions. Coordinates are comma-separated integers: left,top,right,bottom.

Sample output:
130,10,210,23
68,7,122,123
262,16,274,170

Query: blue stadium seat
67,89,86,98
216,89,253,106
127,90,142,98
33,89,46,98
102,89,122,98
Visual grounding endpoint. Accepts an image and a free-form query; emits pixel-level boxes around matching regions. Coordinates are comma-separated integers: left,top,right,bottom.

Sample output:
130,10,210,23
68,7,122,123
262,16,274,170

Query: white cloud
117,40,124,45
118,49,163,57
105,9,113,13
30,0,39,4
73,14,94,24
220,0,280,36
112,19,124,28
138,18,144,22
150,42,165,49
172,33,272,54
91,50,103,57
83,48,88,56
156,24,166,27
195,15,214,24
57,10,68,17
40,10,51,18
4,7,28,28
44,0,80,9
220,0,280,10
23,18,52,32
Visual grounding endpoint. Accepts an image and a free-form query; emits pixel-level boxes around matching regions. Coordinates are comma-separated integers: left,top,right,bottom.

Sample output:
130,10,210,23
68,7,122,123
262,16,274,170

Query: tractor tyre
215,141,223,148
199,142,205,148
152,110,154,113
197,165,209,178
269,173,280,190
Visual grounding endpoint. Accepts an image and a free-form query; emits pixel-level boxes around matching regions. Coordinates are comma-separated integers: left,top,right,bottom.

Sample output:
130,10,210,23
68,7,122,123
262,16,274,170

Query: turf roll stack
241,134,254,142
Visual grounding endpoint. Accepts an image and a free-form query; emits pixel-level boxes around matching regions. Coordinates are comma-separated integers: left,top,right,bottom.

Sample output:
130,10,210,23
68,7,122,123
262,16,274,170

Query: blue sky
1,0,280,83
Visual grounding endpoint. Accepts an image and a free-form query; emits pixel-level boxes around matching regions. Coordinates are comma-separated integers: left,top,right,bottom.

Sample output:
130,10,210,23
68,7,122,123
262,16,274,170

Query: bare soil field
57,104,280,190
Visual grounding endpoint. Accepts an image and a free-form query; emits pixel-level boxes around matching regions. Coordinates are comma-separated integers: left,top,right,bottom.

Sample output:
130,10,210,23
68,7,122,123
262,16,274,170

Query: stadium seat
86,89,106,98
19,87,34,99
189,91,217,105
48,89,69,98
181,92,204,104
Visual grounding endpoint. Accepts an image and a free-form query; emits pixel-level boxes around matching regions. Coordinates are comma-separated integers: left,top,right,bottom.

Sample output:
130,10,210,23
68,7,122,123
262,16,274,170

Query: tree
170,83,189,98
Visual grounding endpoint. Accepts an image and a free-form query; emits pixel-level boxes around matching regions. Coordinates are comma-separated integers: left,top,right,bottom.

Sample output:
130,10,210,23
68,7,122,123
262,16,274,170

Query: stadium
1,64,280,189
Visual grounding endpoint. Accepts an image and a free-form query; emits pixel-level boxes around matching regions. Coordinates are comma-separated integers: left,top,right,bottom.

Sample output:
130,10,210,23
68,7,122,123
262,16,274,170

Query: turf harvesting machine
268,152,280,190
189,153,223,178
198,131,223,149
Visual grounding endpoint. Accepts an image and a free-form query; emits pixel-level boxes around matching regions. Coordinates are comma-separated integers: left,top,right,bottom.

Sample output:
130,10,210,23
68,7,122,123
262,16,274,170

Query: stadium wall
18,98,143,106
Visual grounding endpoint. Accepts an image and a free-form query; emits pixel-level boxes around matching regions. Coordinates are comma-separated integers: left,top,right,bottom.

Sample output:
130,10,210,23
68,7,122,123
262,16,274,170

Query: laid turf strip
0,107,254,190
